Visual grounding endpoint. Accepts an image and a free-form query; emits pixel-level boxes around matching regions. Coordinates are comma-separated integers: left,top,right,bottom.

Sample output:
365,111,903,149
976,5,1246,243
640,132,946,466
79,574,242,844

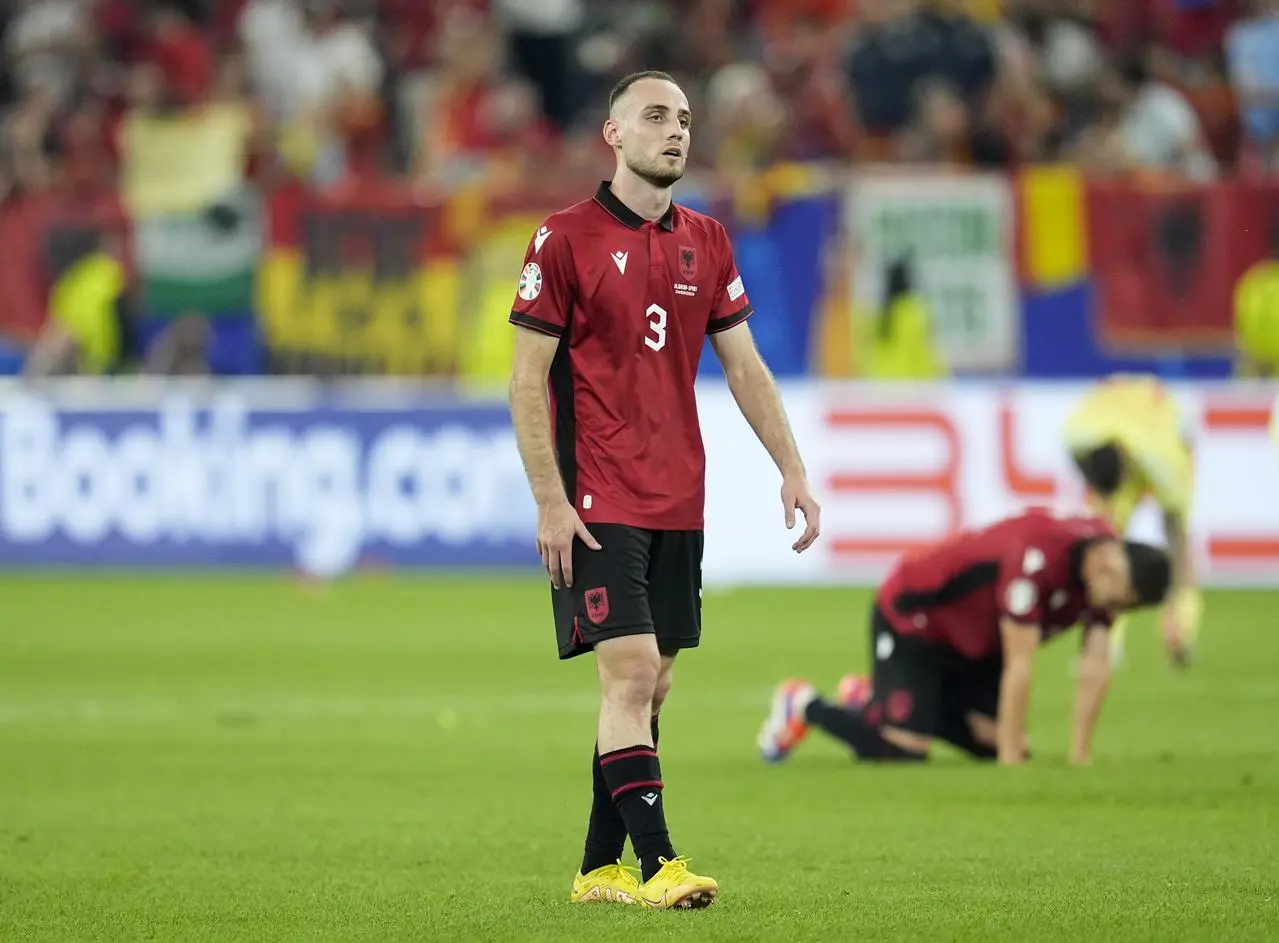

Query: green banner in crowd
133,188,261,317
848,174,1019,374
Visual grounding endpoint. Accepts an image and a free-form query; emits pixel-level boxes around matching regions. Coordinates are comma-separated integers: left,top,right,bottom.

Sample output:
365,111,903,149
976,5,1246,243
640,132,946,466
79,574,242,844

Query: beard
626,151,685,188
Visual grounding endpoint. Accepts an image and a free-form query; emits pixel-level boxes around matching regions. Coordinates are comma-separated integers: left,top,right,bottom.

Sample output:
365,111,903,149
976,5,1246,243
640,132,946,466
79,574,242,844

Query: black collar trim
594,181,676,231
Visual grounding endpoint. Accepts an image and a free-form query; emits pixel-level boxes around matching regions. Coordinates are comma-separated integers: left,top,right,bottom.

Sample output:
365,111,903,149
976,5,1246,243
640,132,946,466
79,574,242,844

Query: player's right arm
1134,416,1198,660
1069,622,1112,766
996,616,1039,765
508,223,599,588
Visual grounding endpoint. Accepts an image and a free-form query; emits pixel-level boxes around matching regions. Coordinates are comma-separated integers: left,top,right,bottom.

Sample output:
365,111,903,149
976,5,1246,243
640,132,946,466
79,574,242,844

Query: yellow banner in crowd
120,104,251,217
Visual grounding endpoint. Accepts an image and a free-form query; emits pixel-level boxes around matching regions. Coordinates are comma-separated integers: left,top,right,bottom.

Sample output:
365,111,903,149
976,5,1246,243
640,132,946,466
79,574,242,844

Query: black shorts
551,524,704,660
863,606,1001,737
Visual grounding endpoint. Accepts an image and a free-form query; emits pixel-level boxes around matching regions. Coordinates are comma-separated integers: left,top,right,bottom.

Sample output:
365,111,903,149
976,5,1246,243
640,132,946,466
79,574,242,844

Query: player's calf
759,681,927,763
595,635,678,883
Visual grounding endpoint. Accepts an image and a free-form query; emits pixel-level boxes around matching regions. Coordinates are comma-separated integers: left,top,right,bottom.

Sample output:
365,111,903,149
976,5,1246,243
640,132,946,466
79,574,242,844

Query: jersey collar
594,181,676,231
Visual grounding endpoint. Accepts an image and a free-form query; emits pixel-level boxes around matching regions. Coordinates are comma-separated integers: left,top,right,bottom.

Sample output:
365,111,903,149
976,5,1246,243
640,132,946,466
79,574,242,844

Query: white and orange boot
757,679,817,764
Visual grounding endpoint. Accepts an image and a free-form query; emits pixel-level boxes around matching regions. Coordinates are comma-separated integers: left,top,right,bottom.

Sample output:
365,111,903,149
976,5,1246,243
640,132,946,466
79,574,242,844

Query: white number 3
644,303,667,351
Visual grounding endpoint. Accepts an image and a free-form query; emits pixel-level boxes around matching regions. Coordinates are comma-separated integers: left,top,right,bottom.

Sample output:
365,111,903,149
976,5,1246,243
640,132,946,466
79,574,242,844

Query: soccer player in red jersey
508,71,821,909
758,508,1171,768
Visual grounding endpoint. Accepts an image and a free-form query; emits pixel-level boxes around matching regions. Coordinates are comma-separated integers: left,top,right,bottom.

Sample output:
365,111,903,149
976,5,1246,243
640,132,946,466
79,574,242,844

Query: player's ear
603,117,622,150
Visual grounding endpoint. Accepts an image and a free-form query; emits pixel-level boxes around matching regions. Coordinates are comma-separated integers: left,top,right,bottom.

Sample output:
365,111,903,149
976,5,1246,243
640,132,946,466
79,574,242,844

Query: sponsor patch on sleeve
1005,578,1038,617
726,275,745,302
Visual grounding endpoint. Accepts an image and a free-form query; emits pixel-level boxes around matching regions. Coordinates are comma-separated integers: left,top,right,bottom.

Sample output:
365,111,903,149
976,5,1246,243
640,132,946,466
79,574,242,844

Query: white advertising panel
701,382,1279,588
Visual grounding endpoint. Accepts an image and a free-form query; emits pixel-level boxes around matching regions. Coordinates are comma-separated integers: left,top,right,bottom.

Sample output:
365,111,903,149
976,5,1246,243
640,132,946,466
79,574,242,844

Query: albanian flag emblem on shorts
585,587,610,625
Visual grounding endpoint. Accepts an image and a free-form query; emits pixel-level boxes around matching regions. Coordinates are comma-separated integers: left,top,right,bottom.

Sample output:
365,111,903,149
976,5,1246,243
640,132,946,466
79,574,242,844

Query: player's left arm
707,252,820,552
1069,622,1112,766
710,322,820,552
996,616,1040,766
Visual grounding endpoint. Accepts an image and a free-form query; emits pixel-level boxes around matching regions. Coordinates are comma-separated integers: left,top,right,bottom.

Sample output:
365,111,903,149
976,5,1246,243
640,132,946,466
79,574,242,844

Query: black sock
804,698,927,762
600,744,675,882
581,744,629,874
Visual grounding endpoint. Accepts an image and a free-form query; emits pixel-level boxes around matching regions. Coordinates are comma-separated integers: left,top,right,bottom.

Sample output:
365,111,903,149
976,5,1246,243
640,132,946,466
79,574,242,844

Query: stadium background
2,2,1278,940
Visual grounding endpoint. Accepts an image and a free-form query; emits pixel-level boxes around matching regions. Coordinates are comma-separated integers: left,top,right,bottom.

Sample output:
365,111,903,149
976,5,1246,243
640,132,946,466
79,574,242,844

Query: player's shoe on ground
836,674,872,710
758,679,816,764
570,862,640,905
637,856,718,910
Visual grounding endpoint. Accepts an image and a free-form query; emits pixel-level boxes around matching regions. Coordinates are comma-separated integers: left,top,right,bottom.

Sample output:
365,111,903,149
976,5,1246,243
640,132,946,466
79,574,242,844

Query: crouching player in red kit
757,508,1171,766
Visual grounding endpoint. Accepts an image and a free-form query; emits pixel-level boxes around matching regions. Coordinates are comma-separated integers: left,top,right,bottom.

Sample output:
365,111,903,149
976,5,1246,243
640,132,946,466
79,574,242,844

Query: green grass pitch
1,575,1276,942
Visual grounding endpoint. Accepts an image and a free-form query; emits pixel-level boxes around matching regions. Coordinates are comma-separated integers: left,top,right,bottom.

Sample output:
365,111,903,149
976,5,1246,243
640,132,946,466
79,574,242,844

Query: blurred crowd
1,0,1278,204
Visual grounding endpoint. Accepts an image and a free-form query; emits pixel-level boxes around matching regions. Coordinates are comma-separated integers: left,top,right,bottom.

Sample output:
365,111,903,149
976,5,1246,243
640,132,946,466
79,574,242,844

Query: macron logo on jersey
611,251,628,274
533,226,552,253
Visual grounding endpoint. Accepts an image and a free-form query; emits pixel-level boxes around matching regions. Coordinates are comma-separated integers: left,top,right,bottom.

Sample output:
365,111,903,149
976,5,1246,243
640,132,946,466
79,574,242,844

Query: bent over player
757,508,1171,767
1064,374,1199,666
508,71,821,909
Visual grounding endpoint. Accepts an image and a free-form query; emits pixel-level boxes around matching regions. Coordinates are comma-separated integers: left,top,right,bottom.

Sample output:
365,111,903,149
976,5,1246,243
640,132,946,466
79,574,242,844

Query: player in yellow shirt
1063,375,1200,667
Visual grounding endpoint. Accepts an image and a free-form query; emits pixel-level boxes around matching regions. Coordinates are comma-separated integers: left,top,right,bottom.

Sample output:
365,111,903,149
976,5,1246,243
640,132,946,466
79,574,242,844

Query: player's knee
596,636,661,711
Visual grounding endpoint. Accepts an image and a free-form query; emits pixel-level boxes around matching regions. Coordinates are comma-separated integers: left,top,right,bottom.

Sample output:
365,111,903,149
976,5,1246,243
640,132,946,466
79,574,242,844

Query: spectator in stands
1225,0,1279,175
847,0,996,155
147,4,214,107
21,229,213,377
859,255,948,380
494,0,586,131
1067,97,1133,177
1100,56,1219,180
896,76,1012,165
239,0,384,186
758,11,860,162
412,6,506,187
22,231,134,376
5,0,89,111
705,62,785,172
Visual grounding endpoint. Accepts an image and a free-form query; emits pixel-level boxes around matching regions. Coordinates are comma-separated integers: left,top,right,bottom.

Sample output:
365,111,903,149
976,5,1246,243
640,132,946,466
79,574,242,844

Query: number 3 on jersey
645,303,667,352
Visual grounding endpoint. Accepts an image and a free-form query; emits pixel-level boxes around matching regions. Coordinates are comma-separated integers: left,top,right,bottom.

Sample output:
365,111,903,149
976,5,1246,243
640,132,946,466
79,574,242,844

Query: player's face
1085,542,1138,610
608,79,691,187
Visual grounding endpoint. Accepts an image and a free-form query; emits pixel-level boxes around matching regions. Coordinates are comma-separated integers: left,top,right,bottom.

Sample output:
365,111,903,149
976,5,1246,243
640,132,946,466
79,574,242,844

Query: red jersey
876,509,1119,660
509,182,753,530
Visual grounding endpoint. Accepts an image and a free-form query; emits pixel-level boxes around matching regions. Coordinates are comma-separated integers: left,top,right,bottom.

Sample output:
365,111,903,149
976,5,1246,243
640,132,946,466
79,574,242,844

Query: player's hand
781,474,821,553
997,748,1026,767
1159,606,1190,665
537,500,600,589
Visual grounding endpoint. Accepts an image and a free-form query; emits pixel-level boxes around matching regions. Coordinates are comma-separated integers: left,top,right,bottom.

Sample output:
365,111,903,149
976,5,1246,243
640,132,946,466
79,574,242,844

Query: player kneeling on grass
758,508,1171,766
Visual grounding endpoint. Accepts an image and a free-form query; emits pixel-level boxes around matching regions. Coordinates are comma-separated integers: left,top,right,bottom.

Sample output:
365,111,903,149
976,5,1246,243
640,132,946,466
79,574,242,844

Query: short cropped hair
1124,541,1172,607
609,70,679,112
1074,443,1124,497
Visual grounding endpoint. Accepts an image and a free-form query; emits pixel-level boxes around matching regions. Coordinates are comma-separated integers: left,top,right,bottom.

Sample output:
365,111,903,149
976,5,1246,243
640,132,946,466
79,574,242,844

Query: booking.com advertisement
0,380,1276,585
0,384,538,576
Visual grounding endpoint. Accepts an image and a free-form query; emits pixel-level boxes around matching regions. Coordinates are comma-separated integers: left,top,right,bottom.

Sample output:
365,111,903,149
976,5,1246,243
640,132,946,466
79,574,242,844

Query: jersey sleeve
995,543,1050,628
509,222,575,338
706,226,753,335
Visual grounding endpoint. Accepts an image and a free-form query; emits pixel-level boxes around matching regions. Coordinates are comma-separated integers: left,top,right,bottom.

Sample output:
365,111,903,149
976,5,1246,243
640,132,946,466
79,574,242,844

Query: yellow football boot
569,862,640,905
637,857,718,910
